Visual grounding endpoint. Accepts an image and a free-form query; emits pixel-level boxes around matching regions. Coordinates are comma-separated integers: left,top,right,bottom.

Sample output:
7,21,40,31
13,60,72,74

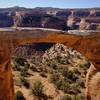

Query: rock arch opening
0,28,100,100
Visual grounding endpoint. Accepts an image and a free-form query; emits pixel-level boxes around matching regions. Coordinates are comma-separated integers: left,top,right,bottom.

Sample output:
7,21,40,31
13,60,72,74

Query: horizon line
0,6,100,9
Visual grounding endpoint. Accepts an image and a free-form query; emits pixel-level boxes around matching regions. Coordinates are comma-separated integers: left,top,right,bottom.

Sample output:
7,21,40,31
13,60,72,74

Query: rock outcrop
13,11,25,27
43,43,83,63
67,11,77,30
89,9,96,17
79,18,89,30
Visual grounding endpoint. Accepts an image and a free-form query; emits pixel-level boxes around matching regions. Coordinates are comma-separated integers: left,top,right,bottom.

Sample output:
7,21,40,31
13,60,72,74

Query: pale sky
0,0,100,8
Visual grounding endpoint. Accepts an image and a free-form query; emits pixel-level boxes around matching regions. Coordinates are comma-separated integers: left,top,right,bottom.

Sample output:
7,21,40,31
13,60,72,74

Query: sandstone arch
0,28,100,100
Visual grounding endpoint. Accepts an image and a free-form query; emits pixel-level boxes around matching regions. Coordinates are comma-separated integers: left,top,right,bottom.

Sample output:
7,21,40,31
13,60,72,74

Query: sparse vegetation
15,91,25,100
67,70,78,82
20,66,29,77
12,43,91,99
73,94,85,100
40,72,47,77
20,77,30,89
58,94,72,100
79,61,90,70
14,57,27,66
31,81,44,97
49,72,60,83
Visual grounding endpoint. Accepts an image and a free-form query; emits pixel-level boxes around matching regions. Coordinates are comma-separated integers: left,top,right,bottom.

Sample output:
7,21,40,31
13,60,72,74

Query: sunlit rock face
67,11,76,30
67,16,76,29
86,64,100,100
79,18,89,30
42,43,83,63
13,11,25,27
89,9,96,17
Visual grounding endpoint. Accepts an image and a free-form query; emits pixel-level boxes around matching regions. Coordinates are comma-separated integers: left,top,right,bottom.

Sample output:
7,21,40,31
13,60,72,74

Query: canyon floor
12,43,91,100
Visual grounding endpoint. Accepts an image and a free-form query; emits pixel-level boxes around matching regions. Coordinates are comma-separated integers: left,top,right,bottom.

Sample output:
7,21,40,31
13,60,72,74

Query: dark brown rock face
0,40,15,100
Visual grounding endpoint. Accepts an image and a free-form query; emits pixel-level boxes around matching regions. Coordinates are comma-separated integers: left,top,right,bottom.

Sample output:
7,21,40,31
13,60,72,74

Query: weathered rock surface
0,7,100,30
0,40,16,100
42,43,83,63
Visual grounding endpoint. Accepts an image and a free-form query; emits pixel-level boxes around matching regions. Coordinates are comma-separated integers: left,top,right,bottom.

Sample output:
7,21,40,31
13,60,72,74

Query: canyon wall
0,7,100,30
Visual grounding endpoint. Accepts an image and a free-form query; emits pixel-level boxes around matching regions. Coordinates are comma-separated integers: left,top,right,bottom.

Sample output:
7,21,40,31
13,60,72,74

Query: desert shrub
47,60,58,69
51,63,58,69
20,77,30,89
14,57,26,66
13,57,29,71
15,91,25,100
61,66,68,77
14,78,22,86
40,72,47,77
13,65,21,71
60,80,71,93
25,63,30,69
73,68,81,75
31,56,36,63
76,79,85,88
73,94,85,100
79,61,91,75
52,77,71,94
53,55,70,65
58,94,72,100
51,75,81,94
30,65,38,72
55,55,62,63
49,70,80,94
67,70,78,82
69,84,81,95
20,68,28,77
20,64,29,77
47,68,54,74
59,58,71,65
49,72,60,83
79,61,90,70
55,79,63,90
32,81,44,96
